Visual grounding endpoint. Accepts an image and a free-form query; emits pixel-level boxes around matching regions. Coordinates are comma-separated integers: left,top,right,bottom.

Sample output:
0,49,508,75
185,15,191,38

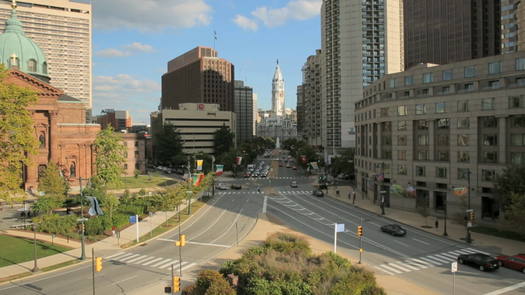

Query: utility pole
32,224,39,272
466,169,472,243
443,193,448,236
79,177,86,260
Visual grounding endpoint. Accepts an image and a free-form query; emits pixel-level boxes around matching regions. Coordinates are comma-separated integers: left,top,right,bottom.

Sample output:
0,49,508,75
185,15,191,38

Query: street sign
336,223,345,233
451,262,458,273
467,221,473,228
77,218,88,222
129,215,137,223
186,190,193,195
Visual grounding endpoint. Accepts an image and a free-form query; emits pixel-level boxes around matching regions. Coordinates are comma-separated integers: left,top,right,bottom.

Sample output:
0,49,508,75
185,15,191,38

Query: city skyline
86,0,322,123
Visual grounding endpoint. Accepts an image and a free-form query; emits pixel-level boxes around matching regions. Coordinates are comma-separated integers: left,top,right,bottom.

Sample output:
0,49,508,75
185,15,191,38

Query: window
398,150,407,161
482,98,495,110
38,165,47,181
442,70,453,81
416,151,429,161
69,162,76,178
435,102,445,113
511,134,525,146
509,95,524,108
416,104,427,115
124,164,128,170
416,166,426,176
39,133,45,149
464,66,476,78
488,80,501,89
481,116,498,128
398,120,407,130
511,116,525,128
27,59,37,72
458,101,469,112
511,152,525,165
42,62,48,74
517,77,525,86
458,118,470,129
516,58,525,71
483,135,498,146
398,165,407,175
458,168,470,180
482,169,496,181
437,118,449,129
458,135,469,146
417,120,429,130
458,151,470,163
437,135,449,145
404,76,413,86
423,72,433,83
417,135,429,145
389,79,396,88
442,86,451,94
380,107,389,117
398,135,407,146
436,167,447,178
488,62,502,74
464,83,475,91
382,135,392,145
398,105,407,116
437,151,449,161
482,151,498,163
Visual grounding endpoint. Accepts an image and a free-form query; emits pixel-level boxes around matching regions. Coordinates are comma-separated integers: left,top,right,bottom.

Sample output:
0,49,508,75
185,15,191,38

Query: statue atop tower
271,60,285,118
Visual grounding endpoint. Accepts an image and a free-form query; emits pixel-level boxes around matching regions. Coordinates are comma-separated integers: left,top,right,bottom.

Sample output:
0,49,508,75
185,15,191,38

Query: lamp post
443,193,448,236
32,224,39,272
78,177,91,260
466,169,472,243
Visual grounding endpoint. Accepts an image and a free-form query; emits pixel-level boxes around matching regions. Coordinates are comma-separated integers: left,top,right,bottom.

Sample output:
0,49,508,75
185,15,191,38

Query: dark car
231,184,242,190
496,254,525,273
313,189,324,197
290,181,298,188
292,166,297,170
458,253,499,271
380,224,407,237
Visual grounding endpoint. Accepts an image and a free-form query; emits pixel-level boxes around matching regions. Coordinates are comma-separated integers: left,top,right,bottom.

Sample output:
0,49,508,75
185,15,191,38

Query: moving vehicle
496,254,525,273
380,224,407,236
216,183,228,190
231,184,242,190
313,189,324,197
458,253,499,271
290,181,298,188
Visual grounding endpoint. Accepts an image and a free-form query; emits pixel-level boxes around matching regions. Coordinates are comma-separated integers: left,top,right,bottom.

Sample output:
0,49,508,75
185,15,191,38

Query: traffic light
172,276,180,292
95,257,103,272
176,234,186,247
357,225,363,237
468,210,475,221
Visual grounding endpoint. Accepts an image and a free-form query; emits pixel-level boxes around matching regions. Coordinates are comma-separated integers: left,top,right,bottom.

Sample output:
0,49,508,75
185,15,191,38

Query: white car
216,183,228,190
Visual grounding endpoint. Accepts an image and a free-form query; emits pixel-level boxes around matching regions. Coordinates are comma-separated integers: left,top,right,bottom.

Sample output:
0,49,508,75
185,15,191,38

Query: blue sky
90,0,321,124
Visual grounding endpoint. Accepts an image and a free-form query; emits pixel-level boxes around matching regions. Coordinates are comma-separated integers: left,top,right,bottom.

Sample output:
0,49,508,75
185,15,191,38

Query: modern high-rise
272,61,285,117
501,0,525,53
252,93,258,136
234,80,254,145
161,46,235,112
0,0,92,110
299,49,323,146
403,0,501,70
321,0,404,157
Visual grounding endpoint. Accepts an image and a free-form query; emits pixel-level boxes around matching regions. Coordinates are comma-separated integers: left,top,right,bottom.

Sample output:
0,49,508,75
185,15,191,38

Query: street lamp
78,177,90,260
32,223,39,272
443,193,448,236
466,169,472,243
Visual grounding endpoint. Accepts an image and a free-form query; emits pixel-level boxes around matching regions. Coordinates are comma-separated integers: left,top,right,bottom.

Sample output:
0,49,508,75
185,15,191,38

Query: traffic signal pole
92,248,95,295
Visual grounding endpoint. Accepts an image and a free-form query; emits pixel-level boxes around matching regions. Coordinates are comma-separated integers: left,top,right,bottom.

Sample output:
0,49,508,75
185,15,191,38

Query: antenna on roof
213,30,217,50
11,0,16,9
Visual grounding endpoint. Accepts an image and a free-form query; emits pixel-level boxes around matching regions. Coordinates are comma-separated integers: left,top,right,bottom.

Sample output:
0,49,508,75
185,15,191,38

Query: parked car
290,181,298,188
244,172,251,178
458,253,499,271
231,184,242,190
279,163,283,167
313,189,324,197
292,166,297,170
380,224,407,237
216,183,228,190
496,254,525,273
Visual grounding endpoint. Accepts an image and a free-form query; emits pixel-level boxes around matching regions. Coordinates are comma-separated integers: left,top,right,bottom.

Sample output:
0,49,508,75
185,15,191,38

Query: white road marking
440,253,459,259
157,259,179,269
466,248,490,255
129,255,154,264
159,261,186,270
387,262,413,272
433,254,454,262
110,253,133,260
188,241,231,248
141,257,163,266
483,282,525,295
105,252,125,259
125,255,149,264
426,255,450,263
113,275,137,285
411,238,430,245
405,259,428,269
374,266,397,275
118,254,140,262
151,258,173,268
391,239,410,247
377,264,403,274
419,257,442,265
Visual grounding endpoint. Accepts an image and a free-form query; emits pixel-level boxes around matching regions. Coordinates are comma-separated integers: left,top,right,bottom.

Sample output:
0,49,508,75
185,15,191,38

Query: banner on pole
235,156,243,165
192,173,205,186
196,159,203,171
453,187,467,196
215,164,224,176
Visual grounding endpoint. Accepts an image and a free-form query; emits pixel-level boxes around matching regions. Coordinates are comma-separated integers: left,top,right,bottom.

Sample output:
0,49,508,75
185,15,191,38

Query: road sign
451,262,458,273
467,221,472,228
77,218,88,222
129,215,137,223
336,223,345,233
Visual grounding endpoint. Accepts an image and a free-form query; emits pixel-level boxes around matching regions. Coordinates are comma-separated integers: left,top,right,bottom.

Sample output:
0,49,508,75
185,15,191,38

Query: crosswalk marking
157,259,179,269
110,253,133,260
118,254,140,262
129,255,153,264
106,252,124,259
159,260,184,269
374,248,492,276
151,259,173,268
141,257,163,266
106,253,199,272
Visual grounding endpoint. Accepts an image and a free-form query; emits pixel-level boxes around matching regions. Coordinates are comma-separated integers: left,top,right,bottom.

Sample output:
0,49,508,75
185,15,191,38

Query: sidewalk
326,185,525,255
0,195,199,282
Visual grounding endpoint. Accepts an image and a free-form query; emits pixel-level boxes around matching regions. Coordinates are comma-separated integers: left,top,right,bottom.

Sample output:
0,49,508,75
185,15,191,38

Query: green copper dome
0,7,49,80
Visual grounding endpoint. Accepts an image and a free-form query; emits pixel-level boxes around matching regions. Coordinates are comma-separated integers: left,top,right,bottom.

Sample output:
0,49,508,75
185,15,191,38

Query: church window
28,59,37,72
69,162,76,178
39,133,46,149
38,165,47,180
42,62,48,74
9,56,19,68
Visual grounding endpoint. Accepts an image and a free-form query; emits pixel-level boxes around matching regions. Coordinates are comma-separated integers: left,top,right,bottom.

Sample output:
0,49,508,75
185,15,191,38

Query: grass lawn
110,173,179,190
0,235,72,267
470,226,525,242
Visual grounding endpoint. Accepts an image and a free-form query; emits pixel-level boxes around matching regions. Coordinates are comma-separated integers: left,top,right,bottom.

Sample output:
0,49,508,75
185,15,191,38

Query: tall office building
272,61,285,117
161,46,235,112
321,0,403,157
0,0,92,110
501,0,525,53
403,0,501,70
299,49,323,146
252,93,257,136
234,80,254,145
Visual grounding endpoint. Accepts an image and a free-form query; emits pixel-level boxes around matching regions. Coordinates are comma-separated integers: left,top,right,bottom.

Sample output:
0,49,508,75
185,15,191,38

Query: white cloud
92,0,212,31
96,42,155,57
94,74,160,94
233,14,258,31
251,0,321,28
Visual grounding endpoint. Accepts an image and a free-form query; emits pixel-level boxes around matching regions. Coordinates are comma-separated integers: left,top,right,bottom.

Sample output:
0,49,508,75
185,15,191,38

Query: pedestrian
435,218,439,229
352,191,356,205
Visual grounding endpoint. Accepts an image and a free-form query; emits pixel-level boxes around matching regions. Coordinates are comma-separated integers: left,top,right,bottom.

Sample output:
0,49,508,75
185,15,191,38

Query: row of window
397,166,496,182
387,58,525,88
396,98,496,116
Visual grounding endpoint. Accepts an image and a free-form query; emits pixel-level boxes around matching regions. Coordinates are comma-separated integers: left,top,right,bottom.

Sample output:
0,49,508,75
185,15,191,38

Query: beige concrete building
321,0,403,159
121,133,147,176
299,49,323,147
0,0,92,110
156,103,235,154
501,0,525,54
354,51,525,220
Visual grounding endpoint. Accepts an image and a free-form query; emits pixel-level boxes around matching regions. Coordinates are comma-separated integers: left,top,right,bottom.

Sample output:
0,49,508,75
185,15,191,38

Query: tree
38,162,69,201
331,148,355,179
93,126,126,188
504,193,525,234
494,165,525,208
182,270,236,295
213,125,234,157
0,66,38,203
154,124,184,167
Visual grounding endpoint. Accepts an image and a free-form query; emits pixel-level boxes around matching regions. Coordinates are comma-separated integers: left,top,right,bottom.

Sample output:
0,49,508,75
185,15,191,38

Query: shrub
85,215,111,236
33,214,77,236
182,270,235,295
32,197,63,215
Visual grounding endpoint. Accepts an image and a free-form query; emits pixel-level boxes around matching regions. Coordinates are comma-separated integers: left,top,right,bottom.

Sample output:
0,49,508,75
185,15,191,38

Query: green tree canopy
182,270,236,295
0,65,38,203
331,148,355,178
154,124,184,167
38,162,69,200
504,193,525,234
93,126,126,189
495,165,525,207
213,125,235,157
